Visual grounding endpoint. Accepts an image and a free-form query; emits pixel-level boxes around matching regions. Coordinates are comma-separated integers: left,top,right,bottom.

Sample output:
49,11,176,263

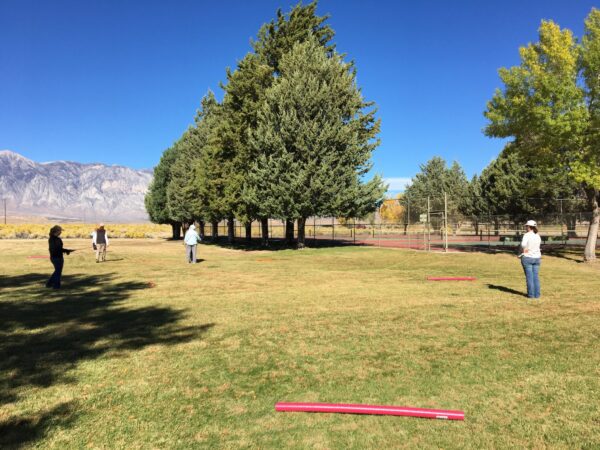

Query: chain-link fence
201,196,599,251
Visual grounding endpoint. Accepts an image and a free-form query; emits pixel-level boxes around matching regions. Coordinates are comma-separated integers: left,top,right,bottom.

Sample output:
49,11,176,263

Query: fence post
444,191,448,252
332,217,335,242
427,196,431,252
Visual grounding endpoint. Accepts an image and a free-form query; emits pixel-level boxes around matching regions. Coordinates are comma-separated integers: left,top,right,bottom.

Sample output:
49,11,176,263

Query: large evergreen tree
220,54,273,244
144,145,182,239
193,93,228,240
250,36,384,248
165,128,200,226
404,157,469,226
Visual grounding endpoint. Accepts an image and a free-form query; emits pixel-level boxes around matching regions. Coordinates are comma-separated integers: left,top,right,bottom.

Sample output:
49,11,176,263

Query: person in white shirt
520,219,542,299
183,224,201,263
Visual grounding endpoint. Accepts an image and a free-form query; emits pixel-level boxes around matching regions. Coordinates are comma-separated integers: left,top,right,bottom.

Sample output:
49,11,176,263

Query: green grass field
1,239,598,449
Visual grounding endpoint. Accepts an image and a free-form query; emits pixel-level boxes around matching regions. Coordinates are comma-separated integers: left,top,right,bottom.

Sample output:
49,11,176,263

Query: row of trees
145,2,385,247
147,4,598,260
381,10,599,262
484,9,600,262
383,153,583,230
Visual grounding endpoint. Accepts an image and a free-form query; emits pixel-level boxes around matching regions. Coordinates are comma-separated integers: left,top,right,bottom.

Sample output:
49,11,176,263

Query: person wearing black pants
46,225,73,289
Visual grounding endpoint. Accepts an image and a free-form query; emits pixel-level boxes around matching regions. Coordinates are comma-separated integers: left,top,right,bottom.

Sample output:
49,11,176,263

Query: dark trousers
47,257,64,289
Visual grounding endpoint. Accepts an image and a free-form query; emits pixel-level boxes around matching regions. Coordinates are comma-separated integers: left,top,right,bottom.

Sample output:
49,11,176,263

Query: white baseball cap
525,220,537,227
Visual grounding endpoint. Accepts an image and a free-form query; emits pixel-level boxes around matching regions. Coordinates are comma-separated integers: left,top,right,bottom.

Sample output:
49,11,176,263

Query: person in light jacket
92,224,109,263
184,224,201,263
520,219,542,299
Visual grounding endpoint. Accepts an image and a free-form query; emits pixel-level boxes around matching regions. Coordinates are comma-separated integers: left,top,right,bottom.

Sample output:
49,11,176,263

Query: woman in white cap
183,224,201,263
520,220,542,299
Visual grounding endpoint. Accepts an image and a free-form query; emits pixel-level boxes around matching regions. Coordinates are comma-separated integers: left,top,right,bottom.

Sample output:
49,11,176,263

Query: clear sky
1,0,597,189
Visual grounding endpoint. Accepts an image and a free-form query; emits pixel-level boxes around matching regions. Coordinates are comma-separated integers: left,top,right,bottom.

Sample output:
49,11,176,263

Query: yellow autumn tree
380,194,405,223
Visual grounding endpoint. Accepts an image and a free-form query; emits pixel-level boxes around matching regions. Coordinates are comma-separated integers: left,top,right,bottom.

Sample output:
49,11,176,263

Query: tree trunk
285,219,295,246
211,220,219,241
583,188,599,262
260,217,269,247
297,217,306,249
227,216,234,244
170,222,182,240
245,222,252,244
198,221,205,240
473,218,479,237
493,217,500,236
565,214,577,238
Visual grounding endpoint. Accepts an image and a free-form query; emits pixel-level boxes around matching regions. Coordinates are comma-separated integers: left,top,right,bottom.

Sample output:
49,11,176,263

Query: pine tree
144,145,182,239
404,157,469,225
220,54,273,244
250,36,384,248
193,93,227,240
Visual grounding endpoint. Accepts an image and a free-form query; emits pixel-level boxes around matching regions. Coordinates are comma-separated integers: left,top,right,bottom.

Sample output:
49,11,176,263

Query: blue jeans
47,257,64,289
521,257,541,298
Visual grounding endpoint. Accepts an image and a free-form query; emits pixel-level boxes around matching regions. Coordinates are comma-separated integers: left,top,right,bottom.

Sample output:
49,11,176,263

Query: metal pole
353,218,356,244
407,197,411,249
332,216,335,242
560,199,566,245
3,199,6,224
427,196,431,252
444,191,448,252
378,204,381,247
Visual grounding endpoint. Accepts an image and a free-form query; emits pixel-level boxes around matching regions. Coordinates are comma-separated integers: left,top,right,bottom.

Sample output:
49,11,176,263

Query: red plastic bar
427,276,476,281
275,402,464,420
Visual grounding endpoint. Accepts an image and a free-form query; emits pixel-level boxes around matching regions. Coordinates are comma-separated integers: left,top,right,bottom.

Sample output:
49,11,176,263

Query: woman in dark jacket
46,225,73,289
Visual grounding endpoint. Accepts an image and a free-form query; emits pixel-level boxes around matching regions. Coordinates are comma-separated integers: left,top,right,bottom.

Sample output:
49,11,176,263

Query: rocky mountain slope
0,150,152,222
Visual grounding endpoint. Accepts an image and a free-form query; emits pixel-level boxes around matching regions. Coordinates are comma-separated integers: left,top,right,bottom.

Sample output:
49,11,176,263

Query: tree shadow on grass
542,246,586,263
0,402,77,450
487,283,527,297
201,236,357,252
0,272,214,448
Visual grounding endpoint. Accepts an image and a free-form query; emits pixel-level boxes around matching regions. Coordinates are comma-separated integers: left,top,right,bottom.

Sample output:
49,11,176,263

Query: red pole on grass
427,276,476,281
275,402,464,420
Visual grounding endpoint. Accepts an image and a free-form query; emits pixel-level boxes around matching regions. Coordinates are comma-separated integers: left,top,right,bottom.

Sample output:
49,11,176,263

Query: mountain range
0,150,153,222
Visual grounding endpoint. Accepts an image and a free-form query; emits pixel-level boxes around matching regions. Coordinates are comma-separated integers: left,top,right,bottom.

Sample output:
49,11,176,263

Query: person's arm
105,232,109,246
520,234,529,254
92,231,97,245
59,238,74,254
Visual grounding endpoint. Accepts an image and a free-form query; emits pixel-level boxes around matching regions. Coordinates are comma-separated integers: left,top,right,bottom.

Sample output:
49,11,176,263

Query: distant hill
0,150,153,223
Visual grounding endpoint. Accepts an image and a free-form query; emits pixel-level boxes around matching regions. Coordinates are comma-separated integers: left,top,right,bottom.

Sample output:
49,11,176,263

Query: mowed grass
0,239,599,449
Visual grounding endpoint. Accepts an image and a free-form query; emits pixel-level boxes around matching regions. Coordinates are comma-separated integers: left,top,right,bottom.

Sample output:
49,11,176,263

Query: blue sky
1,0,597,189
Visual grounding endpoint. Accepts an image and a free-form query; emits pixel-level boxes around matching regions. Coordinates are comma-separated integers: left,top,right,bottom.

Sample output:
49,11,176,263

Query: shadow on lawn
542,246,586,263
487,283,527,297
200,236,356,251
0,272,214,449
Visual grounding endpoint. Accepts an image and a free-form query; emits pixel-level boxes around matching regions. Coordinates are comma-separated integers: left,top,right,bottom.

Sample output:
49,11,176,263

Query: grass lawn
1,239,599,449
